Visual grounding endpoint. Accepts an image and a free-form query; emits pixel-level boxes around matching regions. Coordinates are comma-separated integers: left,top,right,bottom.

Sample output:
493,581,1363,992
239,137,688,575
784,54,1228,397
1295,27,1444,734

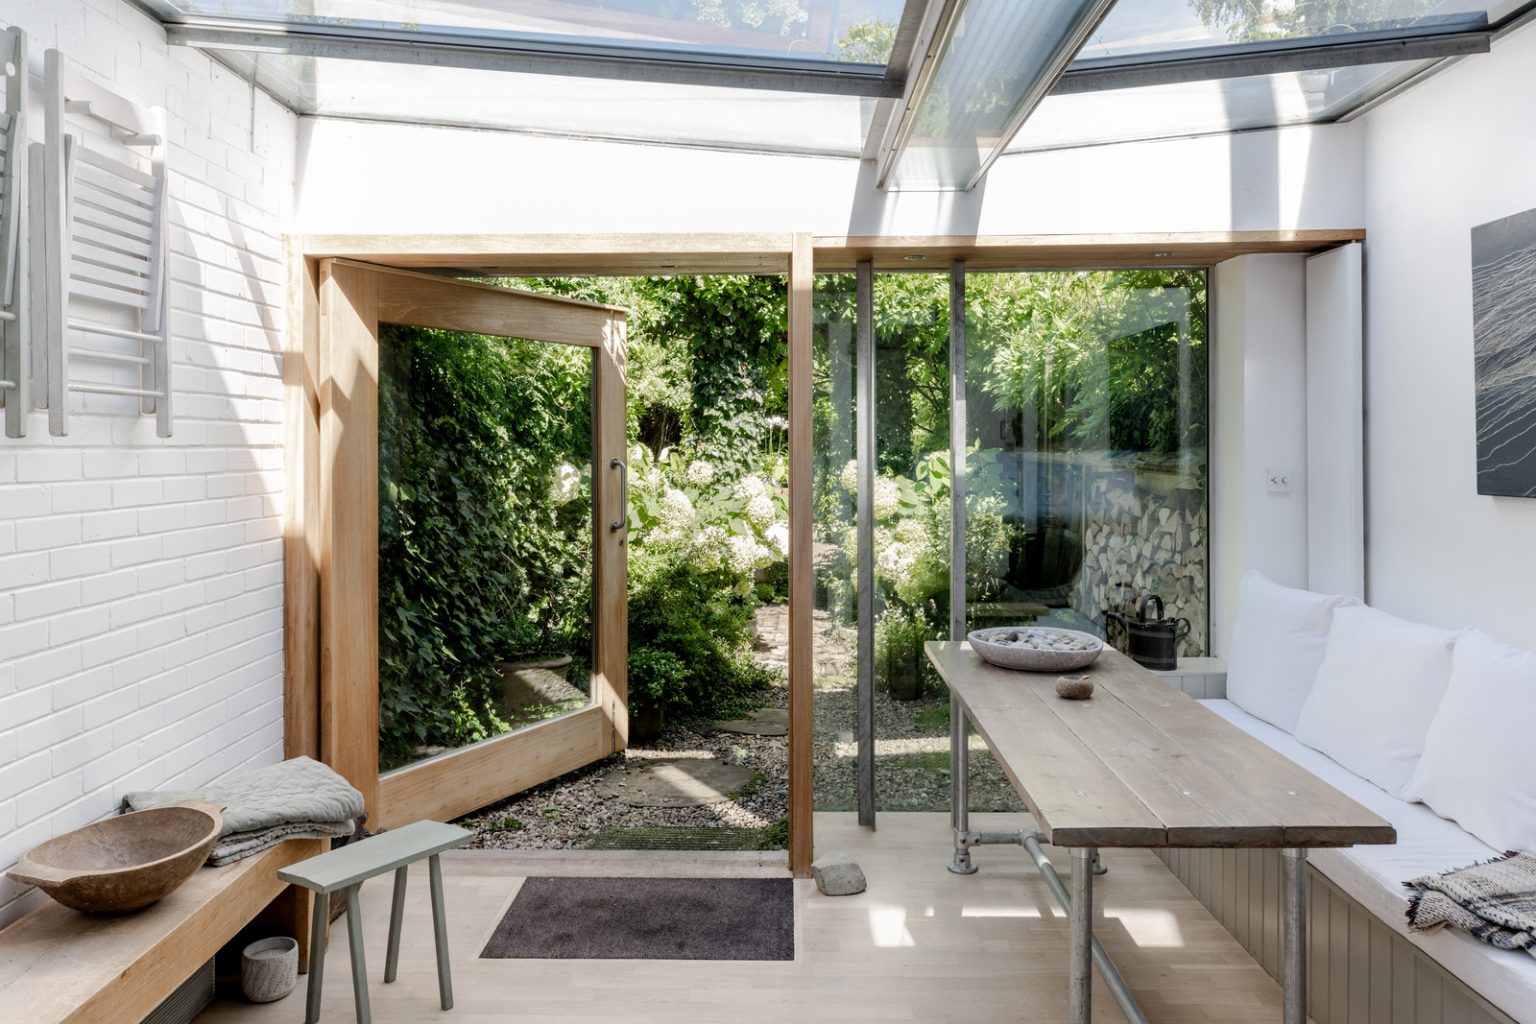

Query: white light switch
1266,467,1295,494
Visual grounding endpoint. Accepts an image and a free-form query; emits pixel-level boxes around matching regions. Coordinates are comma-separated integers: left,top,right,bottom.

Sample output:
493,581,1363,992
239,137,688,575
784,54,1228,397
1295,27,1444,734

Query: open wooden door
316,259,628,830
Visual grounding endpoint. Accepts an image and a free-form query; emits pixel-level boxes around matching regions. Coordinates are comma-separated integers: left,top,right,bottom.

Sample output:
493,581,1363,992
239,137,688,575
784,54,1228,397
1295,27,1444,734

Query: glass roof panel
219,51,878,155
1081,0,1497,60
1007,58,1432,152
884,0,1117,191
146,0,908,68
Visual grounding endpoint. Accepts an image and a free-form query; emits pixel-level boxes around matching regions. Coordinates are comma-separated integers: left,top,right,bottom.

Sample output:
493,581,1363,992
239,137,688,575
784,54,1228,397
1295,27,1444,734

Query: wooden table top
927,642,1397,850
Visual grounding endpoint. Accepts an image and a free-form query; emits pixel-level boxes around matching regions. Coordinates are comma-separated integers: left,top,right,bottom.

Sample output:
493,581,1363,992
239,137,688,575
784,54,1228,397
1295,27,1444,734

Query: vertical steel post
1069,847,1094,1024
948,694,977,874
855,260,876,828
1282,847,1309,1024
948,260,966,641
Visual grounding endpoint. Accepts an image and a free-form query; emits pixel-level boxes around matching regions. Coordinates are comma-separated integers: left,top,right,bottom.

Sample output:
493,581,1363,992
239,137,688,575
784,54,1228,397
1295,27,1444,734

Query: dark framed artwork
1471,206,1536,497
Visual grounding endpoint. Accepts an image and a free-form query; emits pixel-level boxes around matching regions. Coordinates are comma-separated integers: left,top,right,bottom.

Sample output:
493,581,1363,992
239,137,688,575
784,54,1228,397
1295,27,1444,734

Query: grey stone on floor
711,707,789,737
812,852,867,896
593,757,760,808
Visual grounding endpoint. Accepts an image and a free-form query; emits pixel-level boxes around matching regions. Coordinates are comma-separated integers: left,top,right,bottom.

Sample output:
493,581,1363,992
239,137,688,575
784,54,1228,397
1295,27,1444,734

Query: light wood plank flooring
198,813,1290,1023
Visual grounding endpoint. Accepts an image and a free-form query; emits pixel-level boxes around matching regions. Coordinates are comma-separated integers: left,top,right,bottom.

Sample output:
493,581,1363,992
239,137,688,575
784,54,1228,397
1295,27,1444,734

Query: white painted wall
1360,23,1536,646
294,117,1365,237
0,1,296,927
1305,243,1365,600
1210,254,1311,654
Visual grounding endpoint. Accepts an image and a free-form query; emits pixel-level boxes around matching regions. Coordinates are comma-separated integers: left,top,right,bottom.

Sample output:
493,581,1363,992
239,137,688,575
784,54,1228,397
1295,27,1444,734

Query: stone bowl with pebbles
966,626,1104,672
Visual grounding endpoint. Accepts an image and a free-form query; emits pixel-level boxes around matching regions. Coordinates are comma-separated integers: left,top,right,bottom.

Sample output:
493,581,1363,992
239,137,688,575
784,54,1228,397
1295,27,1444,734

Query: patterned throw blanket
1406,851,1536,957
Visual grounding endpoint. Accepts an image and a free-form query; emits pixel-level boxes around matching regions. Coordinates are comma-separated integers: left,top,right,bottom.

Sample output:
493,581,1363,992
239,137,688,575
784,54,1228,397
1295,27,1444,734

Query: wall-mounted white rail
36,47,171,437
0,27,28,438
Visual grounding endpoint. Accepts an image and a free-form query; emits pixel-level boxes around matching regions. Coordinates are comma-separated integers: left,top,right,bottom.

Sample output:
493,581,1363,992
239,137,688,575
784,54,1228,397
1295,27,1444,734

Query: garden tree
1192,0,1438,40
971,269,1207,457
836,17,896,63
638,274,789,473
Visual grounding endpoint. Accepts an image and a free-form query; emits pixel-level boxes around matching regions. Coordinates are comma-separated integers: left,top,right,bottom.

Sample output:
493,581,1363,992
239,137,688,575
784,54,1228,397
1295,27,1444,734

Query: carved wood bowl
6,801,224,914
967,626,1105,672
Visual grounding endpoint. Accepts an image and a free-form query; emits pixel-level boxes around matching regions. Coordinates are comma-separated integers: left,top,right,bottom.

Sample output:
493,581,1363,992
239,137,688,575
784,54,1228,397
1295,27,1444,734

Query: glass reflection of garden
376,269,1207,814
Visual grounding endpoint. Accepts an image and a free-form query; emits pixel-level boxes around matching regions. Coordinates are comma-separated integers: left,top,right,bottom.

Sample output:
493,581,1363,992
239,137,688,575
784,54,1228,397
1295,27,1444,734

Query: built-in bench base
1157,847,1515,1024
0,837,323,1024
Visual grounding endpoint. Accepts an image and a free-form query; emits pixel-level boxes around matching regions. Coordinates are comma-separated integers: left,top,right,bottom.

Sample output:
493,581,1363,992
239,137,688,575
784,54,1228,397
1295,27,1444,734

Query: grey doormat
480,876,794,961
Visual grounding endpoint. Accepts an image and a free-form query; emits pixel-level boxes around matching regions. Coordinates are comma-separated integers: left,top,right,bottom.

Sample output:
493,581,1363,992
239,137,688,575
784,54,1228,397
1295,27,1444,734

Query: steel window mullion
855,260,876,830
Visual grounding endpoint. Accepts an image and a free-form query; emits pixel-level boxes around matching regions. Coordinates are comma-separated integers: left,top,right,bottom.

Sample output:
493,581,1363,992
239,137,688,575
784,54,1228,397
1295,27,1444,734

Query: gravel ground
459,604,1022,850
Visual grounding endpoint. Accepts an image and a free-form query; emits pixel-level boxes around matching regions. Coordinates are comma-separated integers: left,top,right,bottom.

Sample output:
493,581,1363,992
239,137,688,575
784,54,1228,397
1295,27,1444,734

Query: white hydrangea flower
689,526,729,571
838,459,858,495
735,474,768,500
745,492,775,527
550,462,582,504
686,459,716,486
765,523,789,557
659,488,695,534
726,534,761,576
873,477,902,519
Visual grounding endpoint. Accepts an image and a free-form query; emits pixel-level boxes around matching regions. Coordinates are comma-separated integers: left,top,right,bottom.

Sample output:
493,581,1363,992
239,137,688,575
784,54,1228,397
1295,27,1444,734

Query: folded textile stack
123,756,365,866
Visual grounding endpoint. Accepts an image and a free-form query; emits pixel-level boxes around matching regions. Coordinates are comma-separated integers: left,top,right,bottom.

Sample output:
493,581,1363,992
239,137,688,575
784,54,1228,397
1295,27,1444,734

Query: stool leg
428,854,453,1011
305,890,328,1024
344,885,372,1024
384,865,408,984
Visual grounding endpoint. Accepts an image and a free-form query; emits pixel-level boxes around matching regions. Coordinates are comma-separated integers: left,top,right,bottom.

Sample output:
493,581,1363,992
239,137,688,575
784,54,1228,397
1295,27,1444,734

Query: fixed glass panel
146,0,907,67
378,322,596,773
885,0,1117,190
216,51,878,156
1009,59,1432,151
1084,0,1495,59
964,270,1210,658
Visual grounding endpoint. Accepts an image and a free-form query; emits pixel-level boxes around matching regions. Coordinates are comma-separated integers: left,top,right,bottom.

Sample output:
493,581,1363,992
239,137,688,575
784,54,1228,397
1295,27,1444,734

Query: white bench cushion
1202,699,1536,1024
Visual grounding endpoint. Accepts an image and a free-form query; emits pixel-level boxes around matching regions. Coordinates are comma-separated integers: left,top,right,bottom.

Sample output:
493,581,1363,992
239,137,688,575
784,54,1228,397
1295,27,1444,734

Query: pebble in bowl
967,626,1104,672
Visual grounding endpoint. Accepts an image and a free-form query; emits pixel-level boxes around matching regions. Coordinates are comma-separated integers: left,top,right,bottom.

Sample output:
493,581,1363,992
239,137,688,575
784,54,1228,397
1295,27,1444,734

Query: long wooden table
926,642,1395,1024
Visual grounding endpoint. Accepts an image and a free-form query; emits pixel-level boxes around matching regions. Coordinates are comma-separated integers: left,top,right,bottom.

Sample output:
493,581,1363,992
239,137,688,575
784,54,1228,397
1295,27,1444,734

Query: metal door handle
609,458,627,532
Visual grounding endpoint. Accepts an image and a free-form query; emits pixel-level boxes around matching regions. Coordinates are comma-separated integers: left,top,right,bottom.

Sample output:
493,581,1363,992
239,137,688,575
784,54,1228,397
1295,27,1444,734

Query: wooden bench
0,837,323,1024
278,821,470,1024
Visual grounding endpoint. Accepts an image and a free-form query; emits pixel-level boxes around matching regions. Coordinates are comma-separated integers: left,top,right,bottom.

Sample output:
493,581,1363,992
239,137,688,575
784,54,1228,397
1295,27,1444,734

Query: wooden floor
197,813,1290,1023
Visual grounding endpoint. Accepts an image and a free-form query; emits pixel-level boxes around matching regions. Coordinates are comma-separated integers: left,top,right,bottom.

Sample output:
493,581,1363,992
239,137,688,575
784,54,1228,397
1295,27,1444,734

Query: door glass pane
378,323,595,773
964,270,1210,656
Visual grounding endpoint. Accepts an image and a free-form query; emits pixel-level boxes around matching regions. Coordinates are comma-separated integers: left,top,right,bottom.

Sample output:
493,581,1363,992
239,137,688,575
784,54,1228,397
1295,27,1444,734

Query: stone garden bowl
6,801,224,914
967,626,1104,673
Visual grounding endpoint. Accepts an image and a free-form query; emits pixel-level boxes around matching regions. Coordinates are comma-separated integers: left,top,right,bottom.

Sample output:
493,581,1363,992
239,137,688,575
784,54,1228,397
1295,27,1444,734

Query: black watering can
1105,594,1190,671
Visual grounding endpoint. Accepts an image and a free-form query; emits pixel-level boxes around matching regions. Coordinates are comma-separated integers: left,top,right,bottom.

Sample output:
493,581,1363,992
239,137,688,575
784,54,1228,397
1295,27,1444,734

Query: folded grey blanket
124,756,364,866
1406,851,1536,958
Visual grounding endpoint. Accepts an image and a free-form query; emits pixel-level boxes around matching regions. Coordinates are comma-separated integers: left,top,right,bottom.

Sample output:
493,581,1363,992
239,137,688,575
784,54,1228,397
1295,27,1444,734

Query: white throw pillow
1406,631,1536,851
1225,571,1356,733
1294,605,1460,799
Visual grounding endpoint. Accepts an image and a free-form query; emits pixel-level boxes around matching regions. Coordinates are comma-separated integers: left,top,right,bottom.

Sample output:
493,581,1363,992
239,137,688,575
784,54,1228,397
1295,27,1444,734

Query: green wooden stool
278,820,471,1024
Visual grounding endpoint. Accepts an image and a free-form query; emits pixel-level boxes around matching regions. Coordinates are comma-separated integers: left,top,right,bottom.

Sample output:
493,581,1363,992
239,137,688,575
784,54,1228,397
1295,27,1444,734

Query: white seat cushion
1203,699,1536,1024
1224,571,1357,733
1293,605,1460,799
1407,630,1536,853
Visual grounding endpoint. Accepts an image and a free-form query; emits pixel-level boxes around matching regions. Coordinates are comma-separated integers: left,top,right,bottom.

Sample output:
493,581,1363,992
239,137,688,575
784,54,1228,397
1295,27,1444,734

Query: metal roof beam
1053,21,1493,96
164,19,903,98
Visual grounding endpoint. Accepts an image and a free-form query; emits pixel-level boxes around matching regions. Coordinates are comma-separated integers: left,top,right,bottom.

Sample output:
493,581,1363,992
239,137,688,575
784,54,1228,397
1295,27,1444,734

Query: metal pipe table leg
1069,848,1093,1024
344,886,371,1024
428,853,454,1010
304,888,329,1024
1282,847,1308,1024
948,694,977,874
384,865,408,984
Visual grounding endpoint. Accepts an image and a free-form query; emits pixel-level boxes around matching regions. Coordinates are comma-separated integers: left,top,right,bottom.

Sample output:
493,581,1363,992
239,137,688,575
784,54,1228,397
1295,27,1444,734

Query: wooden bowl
6,801,224,914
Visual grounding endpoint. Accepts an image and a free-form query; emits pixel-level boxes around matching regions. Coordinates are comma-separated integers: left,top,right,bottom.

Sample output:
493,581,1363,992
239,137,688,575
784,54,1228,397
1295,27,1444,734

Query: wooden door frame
284,229,1366,875
296,258,628,831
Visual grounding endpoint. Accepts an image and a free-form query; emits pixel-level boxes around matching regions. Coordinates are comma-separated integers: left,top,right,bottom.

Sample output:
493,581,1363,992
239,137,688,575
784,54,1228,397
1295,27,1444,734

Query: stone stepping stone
594,758,759,808
710,707,789,737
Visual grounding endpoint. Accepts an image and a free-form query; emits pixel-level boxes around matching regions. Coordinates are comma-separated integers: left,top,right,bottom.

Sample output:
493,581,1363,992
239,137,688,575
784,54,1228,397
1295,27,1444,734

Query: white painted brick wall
0,0,296,928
